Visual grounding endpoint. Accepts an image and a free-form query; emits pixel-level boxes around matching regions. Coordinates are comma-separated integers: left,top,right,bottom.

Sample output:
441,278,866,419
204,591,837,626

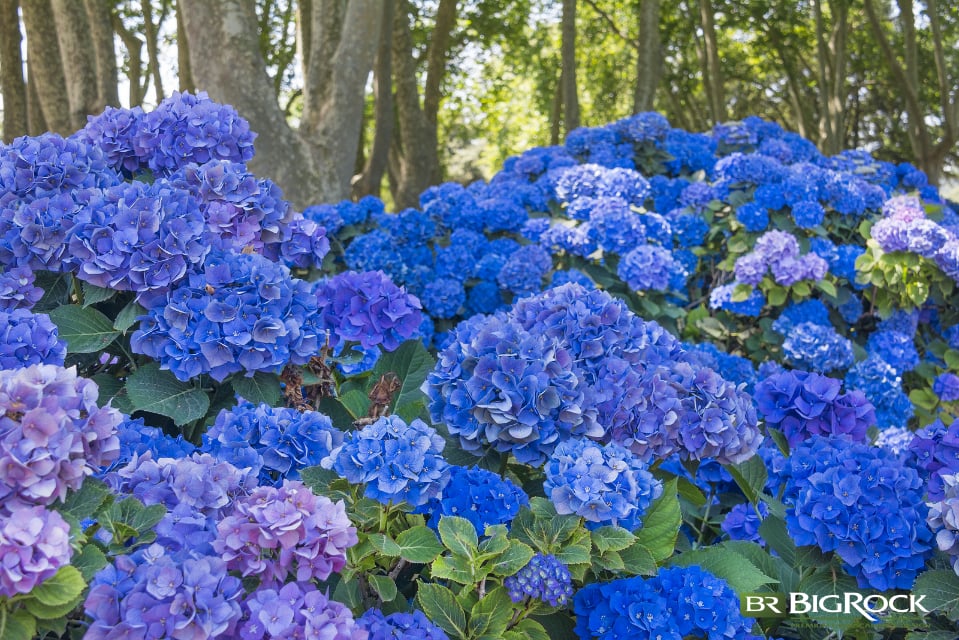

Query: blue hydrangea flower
791,200,825,228
73,105,146,175
905,419,959,502
617,245,681,292
667,211,709,247
844,356,913,429
325,415,450,508
498,244,552,296
504,553,574,607
708,283,765,317
0,309,67,369
359,608,449,640
781,321,855,372
736,201,771,232
419,466,528,533
0,267,43,311
865,330,919,375
420,277,465,319
935,373,959,402
545,439,662,531
771,299,831,334
721,501,769,545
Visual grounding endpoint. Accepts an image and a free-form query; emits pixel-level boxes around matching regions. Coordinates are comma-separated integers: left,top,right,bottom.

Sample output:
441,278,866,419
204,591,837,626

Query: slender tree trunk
84,0,120,109
0,0,28,141
26,60,46,135
697,0,725,123
354,0,395,199
549,77,562,145
175,0,194,92
142,0,165,99
21,0,72,134
633,0,661,113
113,14,145,106
424,0,456,127
51,0,99,129
561,0,580,132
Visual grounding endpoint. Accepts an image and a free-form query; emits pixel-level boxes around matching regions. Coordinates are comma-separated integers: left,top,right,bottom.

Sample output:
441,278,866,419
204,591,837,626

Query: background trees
1,0,958,206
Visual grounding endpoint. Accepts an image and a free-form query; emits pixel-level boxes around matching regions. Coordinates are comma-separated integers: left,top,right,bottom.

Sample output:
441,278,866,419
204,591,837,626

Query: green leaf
5,609,37,640
299,466,339,496
491,540,535,576
82,281,116,307
553,527,592,566
676,478,707,507
799,568,861,632
619,543,657,575
370,340,435,414
114,299,146,333
73,544,109,581
670,544,778,594
438,516,478,558
125,362,210,425
634,478,680,562
726,456,768,505
431,554,476,584
367,533,401,557
469,587,513,638
944,349,959,371
339,388,370,419
33,272,70,313
230,372,282,407
913,569,959,618
102,497,167,543
416,583,467,640
591,526,636,554
92,373,123,407
767,285,788,307
395,526,444,563
48,305,120,353
369,574,398,602
595,549,625,571
55,476,112,522
31,565,86,607
23,591,85,620
757,515,796,565
816,279,837,298
508,618,551,640
332,577,363,610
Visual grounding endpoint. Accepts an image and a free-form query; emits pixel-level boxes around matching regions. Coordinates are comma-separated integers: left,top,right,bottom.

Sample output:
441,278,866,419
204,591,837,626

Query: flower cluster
109,416,195,471
934,373,959,402
721,501,769,545
545,439,662,531
0,364,120,506
844,356,913,429
239,582,364,640
754,370,875,446
326,415,450,507
617,244,683,292
203,401,343,485
905,419,959,502
358,609,450,640
0,267,43,311
0,309,67,369
927,473,959,574
733,230,828,286
574,565,756,640
781,321,854,372
131,251,320,381
214,480,356,587
0,504,72,597
870,195,959,284
84,545,243,639
865,330,919,375
67,180,208,293
73,105,145,175
419,465,528,532
783,436,934,590
313,270,423,352
504,553,574,607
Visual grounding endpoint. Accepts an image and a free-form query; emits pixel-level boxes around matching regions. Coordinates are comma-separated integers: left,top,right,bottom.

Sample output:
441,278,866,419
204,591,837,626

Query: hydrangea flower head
73,105,146,175
504,553,574,607
240,582,364,640
359,608,450,640
419,465,528,532
934,373,959,402
927,473,959,575
617,244,682,292
865,330,919,375
844,356,913,429
326,415,450,507
0,365,120,506
905,419,959,502
0,504,72,597
781,322,855,372
0,266,43,311
0,309,67,369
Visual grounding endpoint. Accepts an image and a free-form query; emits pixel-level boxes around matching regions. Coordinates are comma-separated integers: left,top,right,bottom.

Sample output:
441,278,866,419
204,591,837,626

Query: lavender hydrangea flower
781,321,855,372
927,473,959,575
240,582,365,639
214,480,357,587
617,245,682,292
358,608,449,640
905,419,959,502
0,267,43,311
313,270,423,352
0,132,118,203
504,553,574,607
131,251,321,381
326,415,450,507
0,309,67,369
0,365,120,506
73,105,146,175
544,439,662,531
0,505,72,597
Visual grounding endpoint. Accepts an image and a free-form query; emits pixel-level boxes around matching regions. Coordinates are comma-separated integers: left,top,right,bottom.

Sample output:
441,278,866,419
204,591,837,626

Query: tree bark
354,0,395,199
142,0,165,99
26,60,46,135
175,0,194,92
113,13,145,107
0,0,28,142
633,0,661,113
84,0,120,109
697,0,725,124
181,0,381,206
21,0,72,134
549,76,562,145
560,0,580,132
424,0,456,127
51,0,99,129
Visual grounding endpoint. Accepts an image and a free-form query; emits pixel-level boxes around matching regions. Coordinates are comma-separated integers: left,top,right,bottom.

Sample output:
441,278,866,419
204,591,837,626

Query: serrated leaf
620,543,657,575
339,388,370,419
592,526,636,554
5,609,37,640
396,525,444,563
432,554,476,584
469,587,513,638
332,577,363,610
82,281,116,307
913,569,959,618
491,540,534,576
509,618,551,640
370,340,435,414
114,299,146,333
670,544,778,594
726,455,768,505
125,362,210,425
23,591,85,620
230,372,282,407
799,568,861,631
31,565,85,607
635,478,680,562
368,533,401,557
438,516,478,558
416,583,467,639
48,305,120,353
553,527,592,566
595,550,625,571
299,466,339,496
369,574,398,602
758,515,796,565
73,544,109,581
55,476,112,522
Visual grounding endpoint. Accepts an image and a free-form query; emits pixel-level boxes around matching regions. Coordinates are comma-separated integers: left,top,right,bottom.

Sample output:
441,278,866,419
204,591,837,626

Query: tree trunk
84,0,120,109
354,0,395,199
697,0,725,124
181,0,381,206
0,0,28,142
175,0,194,92
561,0,580,132
51,0,99,129
390,0,442,209
633,0,661,113
423,0,456,127
26,60,46,135
21,0,72,134
549,76,562,145
113,14,145,107
142,0,165,100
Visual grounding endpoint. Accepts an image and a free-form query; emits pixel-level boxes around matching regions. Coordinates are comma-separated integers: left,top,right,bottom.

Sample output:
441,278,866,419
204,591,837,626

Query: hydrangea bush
5,94,959,639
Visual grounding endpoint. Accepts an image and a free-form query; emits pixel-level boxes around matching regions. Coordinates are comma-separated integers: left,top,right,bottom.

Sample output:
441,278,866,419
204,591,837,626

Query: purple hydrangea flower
934,373,959,402
0,505,72,597
504,553,574,607
240,582,364,639
0,309,67,369
0,266,43,311
73,105,146,175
